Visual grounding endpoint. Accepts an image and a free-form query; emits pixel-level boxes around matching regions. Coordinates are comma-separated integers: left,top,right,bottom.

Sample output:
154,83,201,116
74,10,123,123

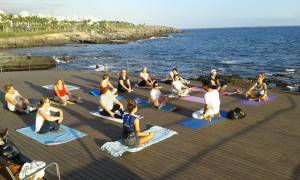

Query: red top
100,84,110,94
53,84,66,98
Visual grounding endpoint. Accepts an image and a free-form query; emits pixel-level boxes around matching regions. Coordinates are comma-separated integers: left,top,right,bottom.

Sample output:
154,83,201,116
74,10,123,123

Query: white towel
101,126,178,157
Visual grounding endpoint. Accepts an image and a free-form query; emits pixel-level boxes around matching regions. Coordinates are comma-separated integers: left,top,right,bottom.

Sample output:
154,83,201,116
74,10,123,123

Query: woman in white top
35,97,63,134
148,81,167,108
172,74,191,97
138,67,153,87
99,87,124,119
4,83,35,114
245,74,268,102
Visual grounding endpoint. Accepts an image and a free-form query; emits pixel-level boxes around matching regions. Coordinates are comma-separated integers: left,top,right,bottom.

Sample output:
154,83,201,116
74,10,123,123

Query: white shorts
54,95,69,102
8,101,23,111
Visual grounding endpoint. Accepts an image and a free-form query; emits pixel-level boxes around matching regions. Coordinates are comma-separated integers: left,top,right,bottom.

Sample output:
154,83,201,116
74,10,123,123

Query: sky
0,0,300,29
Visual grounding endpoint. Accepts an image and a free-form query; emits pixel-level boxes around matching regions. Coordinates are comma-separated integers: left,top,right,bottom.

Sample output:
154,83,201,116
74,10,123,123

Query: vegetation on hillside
0,12,146,38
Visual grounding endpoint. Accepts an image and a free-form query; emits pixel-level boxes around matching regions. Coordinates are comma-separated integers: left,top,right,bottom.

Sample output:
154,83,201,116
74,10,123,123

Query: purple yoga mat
164,93,205,103
177,96,205,103
238,95,277,106
190,87,206,92
191,87,235,96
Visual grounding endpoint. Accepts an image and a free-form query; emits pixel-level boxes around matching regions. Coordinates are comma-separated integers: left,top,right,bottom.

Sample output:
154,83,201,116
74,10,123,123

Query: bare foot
249,98,255,101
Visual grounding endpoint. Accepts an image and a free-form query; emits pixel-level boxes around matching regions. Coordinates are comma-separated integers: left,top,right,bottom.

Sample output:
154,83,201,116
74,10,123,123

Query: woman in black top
118,69,132,92
209,69,227,92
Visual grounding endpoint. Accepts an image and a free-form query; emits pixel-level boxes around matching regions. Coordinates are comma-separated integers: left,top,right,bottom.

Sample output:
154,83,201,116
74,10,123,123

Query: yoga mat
135,99,179,112
164,93,204,103
42,85,80,91
90,110,144,124
101,126,177,157
190,87,206,92
87,89,100,96
49,100,66,106
87,90,124,100
16,125,87,145
238,95,277,106
178,111,228,130
191,87,235,96
28,99,40,105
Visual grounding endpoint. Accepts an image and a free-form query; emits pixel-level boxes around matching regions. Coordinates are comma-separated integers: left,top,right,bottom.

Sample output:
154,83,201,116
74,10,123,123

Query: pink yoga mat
191,87,235,96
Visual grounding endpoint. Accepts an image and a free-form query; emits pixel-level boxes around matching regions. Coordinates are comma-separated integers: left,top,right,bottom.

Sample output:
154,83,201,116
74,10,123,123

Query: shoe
29,106,37,112
115,110,121,116
25,108,30,114
77,97,82,102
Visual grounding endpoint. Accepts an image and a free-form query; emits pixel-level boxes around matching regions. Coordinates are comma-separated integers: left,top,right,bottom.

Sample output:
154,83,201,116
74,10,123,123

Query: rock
0,52,56,71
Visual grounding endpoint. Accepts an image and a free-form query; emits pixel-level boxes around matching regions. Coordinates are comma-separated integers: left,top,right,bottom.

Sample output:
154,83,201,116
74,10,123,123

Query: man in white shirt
192,79,221,121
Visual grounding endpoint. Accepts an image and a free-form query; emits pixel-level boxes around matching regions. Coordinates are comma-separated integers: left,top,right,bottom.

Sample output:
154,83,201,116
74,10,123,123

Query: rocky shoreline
194,74,300,93
0,26,182,49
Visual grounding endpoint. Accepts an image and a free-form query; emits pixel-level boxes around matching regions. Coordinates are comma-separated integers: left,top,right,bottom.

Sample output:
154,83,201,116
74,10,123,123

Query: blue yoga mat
88,89,101,96
136,99,178,112
178,111,228,130
28,99,40,104
101,126,178,157
16,125,87,145
87,90,124,100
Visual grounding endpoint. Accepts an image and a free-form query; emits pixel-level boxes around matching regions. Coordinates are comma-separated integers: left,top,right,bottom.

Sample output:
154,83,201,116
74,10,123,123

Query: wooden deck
0,70,299,180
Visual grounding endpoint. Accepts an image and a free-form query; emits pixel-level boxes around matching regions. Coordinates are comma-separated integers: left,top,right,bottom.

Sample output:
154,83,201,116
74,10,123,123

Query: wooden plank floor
0,70,299,180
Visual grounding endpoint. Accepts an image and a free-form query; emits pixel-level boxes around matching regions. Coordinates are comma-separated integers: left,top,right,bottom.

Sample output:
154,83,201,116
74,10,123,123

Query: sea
1,26,300,90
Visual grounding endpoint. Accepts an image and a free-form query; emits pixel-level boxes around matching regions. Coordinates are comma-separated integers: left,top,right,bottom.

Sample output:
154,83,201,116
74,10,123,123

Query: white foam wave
149,36,172,40
220,60,237,64
285,69,295,72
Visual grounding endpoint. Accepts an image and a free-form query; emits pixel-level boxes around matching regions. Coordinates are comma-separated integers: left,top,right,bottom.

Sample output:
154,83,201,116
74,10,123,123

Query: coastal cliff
0,26,182,49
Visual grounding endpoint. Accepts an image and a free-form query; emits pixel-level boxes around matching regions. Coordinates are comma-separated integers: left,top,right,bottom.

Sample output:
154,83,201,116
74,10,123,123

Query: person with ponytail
35,97,63,134
245,74,268,102
122,100,154,147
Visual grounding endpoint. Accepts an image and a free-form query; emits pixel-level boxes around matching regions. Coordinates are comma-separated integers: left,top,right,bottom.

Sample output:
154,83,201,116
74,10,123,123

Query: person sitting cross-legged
122,100,154,147
172,74,191,97
117,69,132,93
192,79,221,121
148,81,167,108
99,87,124,119
245,74,268,102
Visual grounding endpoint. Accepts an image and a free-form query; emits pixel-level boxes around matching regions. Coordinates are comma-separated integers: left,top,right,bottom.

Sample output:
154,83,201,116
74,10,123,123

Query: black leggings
100,104,124,119
138,80,150,86
165,80,172,85
38,120,60,134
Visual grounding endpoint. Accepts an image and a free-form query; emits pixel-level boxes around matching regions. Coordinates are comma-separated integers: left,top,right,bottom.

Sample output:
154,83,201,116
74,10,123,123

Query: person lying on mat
172,74,191,97
192,79,221,121
148,81,167,108
4,83,36,114
100,74,117,95
35,97,63,134
122,100,154,147
209,69,227,93
117,69,132,93
138,67,153,87
99,87,124,119
245,74,268,102
165,68,189,85
53,78,81,105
